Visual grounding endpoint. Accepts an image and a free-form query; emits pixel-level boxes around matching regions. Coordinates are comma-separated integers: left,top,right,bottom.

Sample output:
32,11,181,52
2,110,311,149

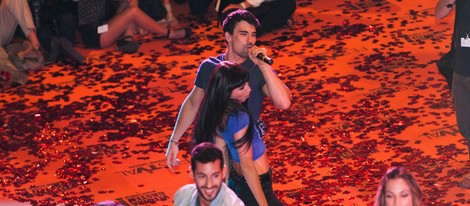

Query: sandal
167,18,181,29
116,36,139,53
459,175,470,189
167,28,192,40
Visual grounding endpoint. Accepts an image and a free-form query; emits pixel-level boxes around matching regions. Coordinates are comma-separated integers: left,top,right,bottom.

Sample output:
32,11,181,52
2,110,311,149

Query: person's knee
124,5,141,16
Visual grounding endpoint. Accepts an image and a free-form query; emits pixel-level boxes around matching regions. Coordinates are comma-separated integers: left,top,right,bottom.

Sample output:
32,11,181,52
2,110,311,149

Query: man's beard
197,185,222,202
238,47,249,58
238,43,253,58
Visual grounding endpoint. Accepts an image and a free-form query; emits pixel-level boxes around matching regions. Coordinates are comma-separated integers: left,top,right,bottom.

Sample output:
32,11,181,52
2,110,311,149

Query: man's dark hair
222,9,260,34
191,142,224,171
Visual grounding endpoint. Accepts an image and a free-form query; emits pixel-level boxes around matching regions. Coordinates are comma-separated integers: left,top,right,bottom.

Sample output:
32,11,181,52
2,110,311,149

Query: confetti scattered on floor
1,0,469,205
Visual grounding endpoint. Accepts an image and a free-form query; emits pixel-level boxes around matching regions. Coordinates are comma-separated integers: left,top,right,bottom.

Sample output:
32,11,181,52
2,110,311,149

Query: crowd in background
0,0,296,86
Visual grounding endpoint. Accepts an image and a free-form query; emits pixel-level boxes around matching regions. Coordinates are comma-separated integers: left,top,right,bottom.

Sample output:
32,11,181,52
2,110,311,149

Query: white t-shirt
174,183,245,206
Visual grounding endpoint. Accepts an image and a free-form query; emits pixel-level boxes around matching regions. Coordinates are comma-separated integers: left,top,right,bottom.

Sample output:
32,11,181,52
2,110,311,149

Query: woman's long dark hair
191,61,254,153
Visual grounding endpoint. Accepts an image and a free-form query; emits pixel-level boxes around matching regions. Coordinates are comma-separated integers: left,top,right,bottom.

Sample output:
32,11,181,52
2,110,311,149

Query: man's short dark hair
191,142,224,171
222,9,260,34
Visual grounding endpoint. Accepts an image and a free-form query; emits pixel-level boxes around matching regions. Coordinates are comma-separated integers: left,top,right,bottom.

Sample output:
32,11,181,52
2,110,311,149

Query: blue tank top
221,111,266,163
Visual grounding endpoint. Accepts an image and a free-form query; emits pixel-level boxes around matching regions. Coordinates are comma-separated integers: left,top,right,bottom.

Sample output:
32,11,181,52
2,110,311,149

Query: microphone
256,53,274,65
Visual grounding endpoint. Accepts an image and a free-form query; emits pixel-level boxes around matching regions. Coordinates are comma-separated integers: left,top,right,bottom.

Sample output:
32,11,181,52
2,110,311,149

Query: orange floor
1,0,470,205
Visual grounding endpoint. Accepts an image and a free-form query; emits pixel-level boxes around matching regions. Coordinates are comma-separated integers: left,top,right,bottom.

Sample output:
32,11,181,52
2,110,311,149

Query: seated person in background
162,0,181,29
77,0,191,53
134,0,182,35
374,167,424,206
35,0,84,64
218,0,296,36
186,0,296,36
0,0,42,85
174,142,245,206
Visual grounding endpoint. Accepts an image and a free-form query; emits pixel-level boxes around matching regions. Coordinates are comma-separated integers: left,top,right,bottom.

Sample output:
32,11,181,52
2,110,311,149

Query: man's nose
248,34,255,43
206,178,214,188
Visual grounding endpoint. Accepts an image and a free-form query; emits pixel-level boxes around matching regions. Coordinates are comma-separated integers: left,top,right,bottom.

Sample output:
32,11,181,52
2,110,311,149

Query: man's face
226,20,257,58
193,159,225,205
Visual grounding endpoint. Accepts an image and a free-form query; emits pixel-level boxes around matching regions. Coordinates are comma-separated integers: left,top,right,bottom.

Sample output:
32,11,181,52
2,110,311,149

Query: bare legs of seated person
100,5,191,50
